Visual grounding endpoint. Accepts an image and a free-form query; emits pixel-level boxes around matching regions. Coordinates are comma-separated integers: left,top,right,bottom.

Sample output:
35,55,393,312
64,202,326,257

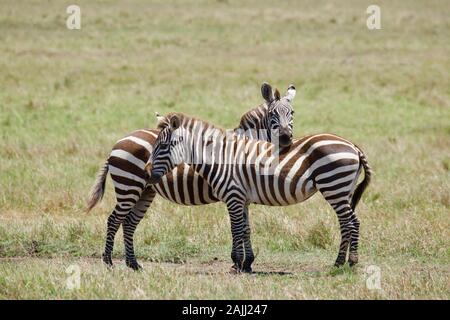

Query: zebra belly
153,185,217,205
246,173,318,206
153,164,219,205
154,190,215,205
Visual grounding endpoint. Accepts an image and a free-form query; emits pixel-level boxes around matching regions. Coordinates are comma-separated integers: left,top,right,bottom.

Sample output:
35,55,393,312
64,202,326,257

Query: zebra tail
86,161,109,212
351,148,372,211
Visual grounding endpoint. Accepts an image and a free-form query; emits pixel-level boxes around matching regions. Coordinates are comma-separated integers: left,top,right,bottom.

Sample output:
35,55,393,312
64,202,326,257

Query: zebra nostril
279,127,290,137
147,174,161,185
279,134,292,147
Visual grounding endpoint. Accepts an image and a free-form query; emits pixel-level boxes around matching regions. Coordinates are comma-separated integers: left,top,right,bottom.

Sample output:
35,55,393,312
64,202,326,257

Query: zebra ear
261,82,274,104
155,112,165,125
169,115,181,131
274,88,281,100
285,85,296,102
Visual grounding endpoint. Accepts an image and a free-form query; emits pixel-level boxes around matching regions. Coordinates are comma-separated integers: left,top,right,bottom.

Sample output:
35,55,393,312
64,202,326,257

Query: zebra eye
272,123,279,129
170,137,183,147
160,142,170,148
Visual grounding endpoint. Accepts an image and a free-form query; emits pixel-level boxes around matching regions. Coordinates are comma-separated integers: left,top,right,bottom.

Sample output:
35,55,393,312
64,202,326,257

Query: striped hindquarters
239,134,363,206
108,129,218,206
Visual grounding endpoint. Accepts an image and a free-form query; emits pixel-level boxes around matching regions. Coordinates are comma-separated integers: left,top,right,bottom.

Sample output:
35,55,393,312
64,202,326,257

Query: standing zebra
147,113,371,272
86,83,297,270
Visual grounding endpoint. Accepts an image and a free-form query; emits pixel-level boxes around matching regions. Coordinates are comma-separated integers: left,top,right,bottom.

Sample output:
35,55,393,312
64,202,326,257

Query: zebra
146,113,372,272
86,83,297,270
235,83,296,147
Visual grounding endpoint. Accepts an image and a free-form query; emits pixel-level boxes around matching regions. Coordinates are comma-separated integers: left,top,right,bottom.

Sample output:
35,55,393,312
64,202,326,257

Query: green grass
0,0,449,299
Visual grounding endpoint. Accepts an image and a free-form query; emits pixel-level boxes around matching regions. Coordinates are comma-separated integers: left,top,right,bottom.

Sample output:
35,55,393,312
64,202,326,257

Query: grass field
0,0,449,299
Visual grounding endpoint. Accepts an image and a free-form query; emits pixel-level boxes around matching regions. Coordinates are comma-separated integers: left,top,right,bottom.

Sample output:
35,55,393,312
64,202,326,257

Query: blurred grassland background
0,0,449,299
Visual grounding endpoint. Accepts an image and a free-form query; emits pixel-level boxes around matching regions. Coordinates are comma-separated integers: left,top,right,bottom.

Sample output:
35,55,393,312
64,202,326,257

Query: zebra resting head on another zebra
86,82,299,271
147,113,371,272
235,82,296,148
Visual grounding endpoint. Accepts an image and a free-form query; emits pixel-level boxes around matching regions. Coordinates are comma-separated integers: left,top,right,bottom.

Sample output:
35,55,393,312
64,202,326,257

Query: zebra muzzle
144,163,161,184
147,171,162,185
279,129,292,147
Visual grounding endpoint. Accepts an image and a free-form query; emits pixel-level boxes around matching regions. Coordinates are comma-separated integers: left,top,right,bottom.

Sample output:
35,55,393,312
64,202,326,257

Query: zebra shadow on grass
185,269,295,277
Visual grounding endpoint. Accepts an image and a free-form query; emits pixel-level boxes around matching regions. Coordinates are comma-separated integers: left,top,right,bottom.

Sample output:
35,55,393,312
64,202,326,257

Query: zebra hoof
334,259,346,268
126,260,143,271
229,264,241,275
348,254,359,267
102,254,114,268
229,264,252,274
242,266,253,274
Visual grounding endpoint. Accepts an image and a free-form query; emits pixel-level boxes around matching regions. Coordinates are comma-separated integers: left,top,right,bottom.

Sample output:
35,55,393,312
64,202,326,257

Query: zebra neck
187,134,272,197
235,104,270,141
185,132,239,196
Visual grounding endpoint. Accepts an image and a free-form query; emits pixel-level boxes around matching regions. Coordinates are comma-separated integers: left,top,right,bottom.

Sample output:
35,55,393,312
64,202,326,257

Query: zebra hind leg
318,171,361,267
318,190,353,267
123,186,156,271
348,215,360,266
103,202,137,268
330,202,358,267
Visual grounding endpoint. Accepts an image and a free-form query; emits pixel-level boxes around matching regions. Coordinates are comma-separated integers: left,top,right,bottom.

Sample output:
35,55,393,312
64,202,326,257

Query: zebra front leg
103,202,136,268
242,205,254,273
123,186,156,271
226,199,249,273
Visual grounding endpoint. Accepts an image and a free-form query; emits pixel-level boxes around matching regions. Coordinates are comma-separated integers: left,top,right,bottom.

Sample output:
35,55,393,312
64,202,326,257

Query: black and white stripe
87,83,297,270
235,82,296,147
148,114,371,271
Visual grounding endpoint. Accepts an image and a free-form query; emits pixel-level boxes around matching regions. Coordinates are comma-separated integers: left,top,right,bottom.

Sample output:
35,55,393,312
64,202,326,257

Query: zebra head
261,83,296,147
146,114,185,185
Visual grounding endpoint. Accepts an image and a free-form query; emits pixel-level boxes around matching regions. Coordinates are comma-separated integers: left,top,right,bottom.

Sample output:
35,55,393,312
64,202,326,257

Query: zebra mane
157,112,225,133
235,103,269,131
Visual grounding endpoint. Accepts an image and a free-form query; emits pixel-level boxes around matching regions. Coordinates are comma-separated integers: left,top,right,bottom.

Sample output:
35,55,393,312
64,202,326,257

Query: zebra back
148,114,368,208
